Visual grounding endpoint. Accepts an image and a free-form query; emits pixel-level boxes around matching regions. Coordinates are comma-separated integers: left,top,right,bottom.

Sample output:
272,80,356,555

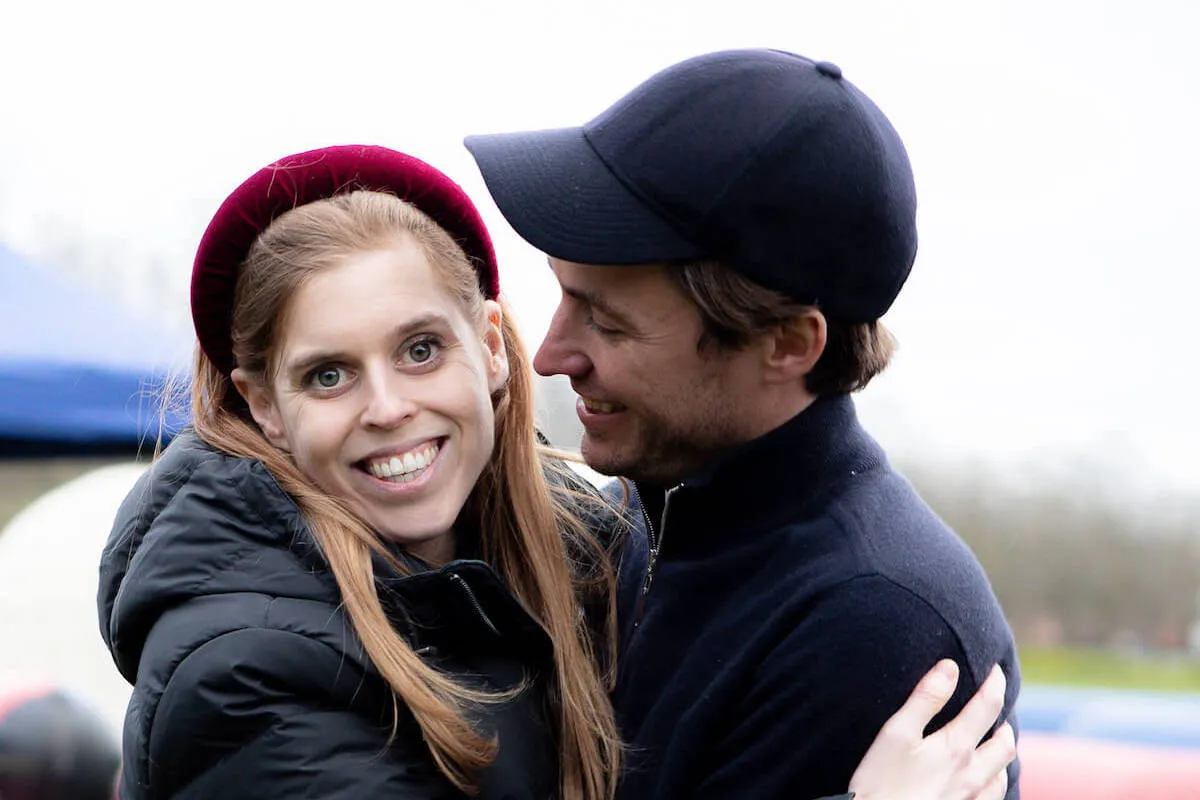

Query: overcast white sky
1,0,1197,498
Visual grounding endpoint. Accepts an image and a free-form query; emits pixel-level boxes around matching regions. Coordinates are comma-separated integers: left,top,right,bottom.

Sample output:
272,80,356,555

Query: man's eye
587,316,620,336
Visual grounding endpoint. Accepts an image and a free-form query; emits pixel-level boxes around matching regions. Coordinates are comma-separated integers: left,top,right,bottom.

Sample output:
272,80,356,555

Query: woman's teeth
583,398,620,413
365,442,439,482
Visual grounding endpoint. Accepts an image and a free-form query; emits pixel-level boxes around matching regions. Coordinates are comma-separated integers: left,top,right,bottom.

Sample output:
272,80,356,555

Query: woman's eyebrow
283,312,453,376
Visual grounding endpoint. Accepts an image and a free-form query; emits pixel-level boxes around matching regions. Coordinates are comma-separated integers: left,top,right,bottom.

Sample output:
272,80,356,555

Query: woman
98,145,1013,800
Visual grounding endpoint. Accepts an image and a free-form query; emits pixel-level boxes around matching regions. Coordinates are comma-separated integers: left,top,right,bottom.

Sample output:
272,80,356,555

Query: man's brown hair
669,259,896,396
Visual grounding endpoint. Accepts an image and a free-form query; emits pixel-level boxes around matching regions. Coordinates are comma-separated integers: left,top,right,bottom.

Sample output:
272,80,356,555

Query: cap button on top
814,61,843,79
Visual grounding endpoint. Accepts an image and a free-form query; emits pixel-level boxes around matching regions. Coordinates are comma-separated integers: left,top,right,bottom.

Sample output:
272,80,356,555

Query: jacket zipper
449,573,501,636
631,483,680,628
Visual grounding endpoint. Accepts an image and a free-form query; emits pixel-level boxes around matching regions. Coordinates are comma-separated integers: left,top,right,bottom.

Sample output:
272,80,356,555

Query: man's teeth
583,398,619,413
366,442,439,482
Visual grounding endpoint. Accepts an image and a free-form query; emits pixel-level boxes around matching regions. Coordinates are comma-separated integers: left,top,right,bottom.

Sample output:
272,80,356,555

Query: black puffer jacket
98,431,605,799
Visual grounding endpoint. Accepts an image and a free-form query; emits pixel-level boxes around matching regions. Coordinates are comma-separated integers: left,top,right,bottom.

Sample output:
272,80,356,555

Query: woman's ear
230,368,290,451
482,299,510,394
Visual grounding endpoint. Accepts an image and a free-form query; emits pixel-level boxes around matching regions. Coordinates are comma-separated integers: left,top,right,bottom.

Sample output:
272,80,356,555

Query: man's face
533,258,762,485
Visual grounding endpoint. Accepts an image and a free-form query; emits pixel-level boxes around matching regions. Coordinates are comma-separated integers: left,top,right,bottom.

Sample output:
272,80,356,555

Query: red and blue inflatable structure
1017,684,1200,798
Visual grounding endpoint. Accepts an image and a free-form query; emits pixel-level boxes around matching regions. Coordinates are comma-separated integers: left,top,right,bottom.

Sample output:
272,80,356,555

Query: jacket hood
98,430,570,686
98,430,332,684
97,429,566,800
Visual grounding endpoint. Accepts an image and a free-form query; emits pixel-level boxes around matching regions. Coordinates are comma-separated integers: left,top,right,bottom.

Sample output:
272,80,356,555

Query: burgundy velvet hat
191,144,500,375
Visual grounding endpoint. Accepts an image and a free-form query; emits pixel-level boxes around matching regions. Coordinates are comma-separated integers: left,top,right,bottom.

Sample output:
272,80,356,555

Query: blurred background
1,0,1198,796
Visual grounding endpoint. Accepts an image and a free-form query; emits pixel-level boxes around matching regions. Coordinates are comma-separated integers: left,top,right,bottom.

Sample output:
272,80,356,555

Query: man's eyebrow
561,285,638,329
283,312,452,377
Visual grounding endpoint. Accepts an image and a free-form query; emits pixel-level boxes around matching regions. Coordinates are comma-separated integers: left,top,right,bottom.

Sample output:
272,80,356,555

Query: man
465,49,1020,799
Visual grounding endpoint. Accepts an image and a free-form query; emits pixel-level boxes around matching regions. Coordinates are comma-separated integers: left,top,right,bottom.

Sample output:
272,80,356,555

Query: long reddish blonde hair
188,190,621,798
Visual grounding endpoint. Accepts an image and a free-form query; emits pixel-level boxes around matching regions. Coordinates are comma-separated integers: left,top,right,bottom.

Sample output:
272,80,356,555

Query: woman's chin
371,517,456,564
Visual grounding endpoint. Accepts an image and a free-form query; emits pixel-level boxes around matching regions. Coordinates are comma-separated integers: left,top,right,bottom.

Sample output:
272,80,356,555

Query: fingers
937,664,1006,752
889,659,960,737
954,721,1016,800
970,764,1009,800
973,722,1017,779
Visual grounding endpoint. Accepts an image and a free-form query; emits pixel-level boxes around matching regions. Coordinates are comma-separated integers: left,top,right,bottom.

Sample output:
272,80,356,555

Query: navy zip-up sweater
611,395,1021,799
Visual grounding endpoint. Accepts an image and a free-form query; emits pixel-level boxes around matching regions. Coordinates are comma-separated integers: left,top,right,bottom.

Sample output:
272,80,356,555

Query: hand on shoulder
848,660,1015,800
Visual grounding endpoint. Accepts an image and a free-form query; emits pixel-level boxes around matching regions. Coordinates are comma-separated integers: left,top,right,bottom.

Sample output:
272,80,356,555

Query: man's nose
533,307,591,378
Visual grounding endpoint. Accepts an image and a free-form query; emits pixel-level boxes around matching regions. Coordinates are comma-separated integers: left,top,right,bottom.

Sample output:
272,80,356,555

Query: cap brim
464,126,703,266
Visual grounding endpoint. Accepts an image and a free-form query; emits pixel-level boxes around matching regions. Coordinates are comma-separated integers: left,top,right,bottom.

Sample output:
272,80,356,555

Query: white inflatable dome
0,462,147,737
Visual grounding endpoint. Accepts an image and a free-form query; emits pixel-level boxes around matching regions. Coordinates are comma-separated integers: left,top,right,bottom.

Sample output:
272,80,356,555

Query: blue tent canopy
0,244,192,454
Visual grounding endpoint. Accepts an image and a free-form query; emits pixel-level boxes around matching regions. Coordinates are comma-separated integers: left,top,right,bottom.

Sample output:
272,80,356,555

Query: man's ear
762,308,827,384
482,299,510,394
231,368,290,451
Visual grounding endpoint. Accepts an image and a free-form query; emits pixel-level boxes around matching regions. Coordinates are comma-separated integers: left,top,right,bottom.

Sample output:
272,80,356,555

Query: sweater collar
636,394,886,558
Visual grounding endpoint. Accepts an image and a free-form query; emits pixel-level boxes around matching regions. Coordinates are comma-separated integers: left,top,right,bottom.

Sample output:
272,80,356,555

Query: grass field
1020,645,1200,693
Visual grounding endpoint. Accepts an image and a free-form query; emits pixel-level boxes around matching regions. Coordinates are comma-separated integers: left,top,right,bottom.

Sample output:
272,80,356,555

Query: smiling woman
98,146,626,800
232,223,508,567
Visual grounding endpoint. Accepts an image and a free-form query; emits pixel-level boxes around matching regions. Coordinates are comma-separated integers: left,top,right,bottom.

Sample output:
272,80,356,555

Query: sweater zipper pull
633,484,680,629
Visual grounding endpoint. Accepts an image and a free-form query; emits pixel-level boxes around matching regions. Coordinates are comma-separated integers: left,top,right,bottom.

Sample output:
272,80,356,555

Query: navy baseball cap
465,48,918,321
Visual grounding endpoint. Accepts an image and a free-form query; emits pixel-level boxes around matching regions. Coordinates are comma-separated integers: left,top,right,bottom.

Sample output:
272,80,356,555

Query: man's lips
578,396,626,414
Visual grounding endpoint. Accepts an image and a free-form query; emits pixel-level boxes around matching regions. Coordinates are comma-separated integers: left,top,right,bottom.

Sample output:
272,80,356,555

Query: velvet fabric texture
191,145,500,375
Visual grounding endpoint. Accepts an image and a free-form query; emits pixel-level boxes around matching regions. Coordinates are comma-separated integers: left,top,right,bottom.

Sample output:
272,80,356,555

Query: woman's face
235,236,508,565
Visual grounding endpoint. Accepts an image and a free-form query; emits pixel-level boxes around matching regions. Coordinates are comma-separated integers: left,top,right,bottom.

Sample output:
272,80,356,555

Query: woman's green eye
315,368,341,388
408,340,438,363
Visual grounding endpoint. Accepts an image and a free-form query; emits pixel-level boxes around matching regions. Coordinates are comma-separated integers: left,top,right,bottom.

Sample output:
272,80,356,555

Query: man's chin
579,435,632,478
